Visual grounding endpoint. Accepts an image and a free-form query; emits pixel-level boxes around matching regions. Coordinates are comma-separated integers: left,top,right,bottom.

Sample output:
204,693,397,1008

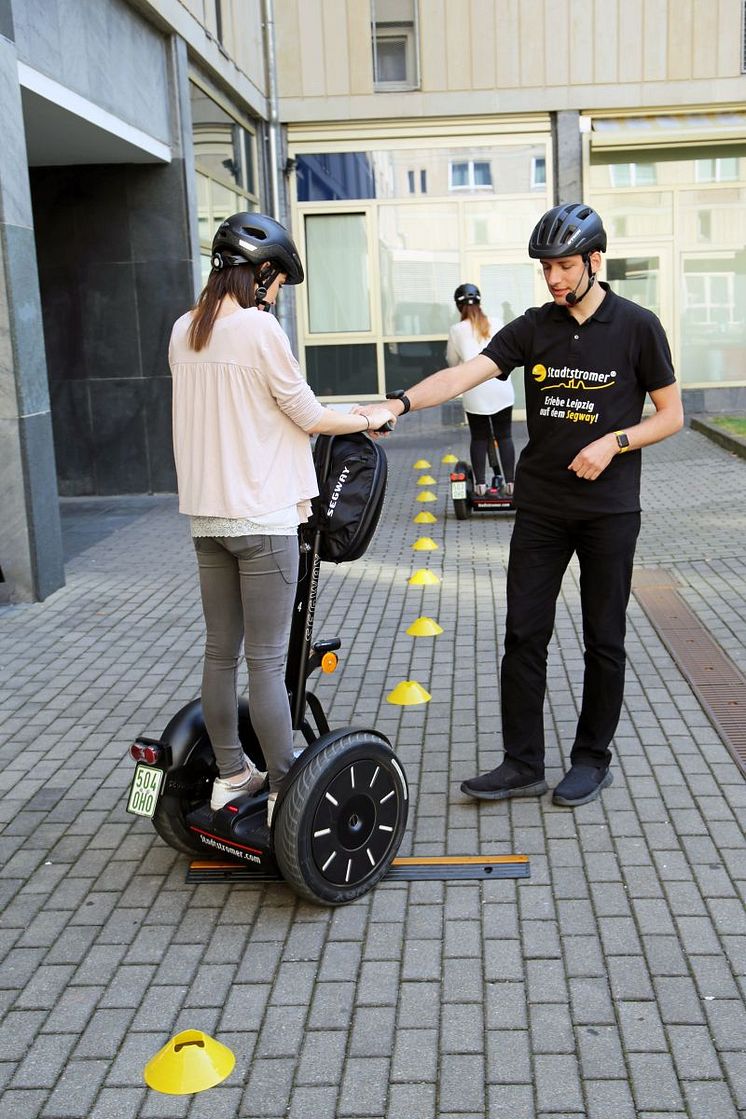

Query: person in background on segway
359,203,683,809
169,213,395,824
446,283,515,496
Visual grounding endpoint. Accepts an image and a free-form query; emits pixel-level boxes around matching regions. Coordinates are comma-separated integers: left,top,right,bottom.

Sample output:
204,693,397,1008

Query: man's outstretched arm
355,354,501,419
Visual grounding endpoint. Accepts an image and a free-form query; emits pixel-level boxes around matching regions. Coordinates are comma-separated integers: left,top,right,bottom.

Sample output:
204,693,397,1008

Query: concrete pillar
553,110,583,205
0,17,64,602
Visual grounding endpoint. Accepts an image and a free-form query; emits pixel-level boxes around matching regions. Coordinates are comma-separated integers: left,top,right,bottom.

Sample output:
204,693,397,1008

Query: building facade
1,0,745,602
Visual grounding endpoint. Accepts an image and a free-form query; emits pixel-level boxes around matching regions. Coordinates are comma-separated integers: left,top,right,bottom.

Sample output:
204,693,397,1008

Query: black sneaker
552,765,613,807
460,762,548,801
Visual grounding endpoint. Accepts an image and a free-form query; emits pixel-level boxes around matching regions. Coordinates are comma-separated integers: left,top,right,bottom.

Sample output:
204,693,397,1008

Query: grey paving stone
438,1052,485,1113
386,1081,437,1119
295,1029,348,1086
584,1078,637,1119
241,1057,295,1117
568,976,616,1025
440,1001,484,1054
306,981,356,1031
89,1087,146,1119
487,1082,535,1119
682,1078,741,1119
534,1053,584,1113
606,955,655,1001
287,1085,339,1119
391,1027,438,1083
576,1024,627,1080
40,1058,108,1117
0,1011,45,1061
702,998,746,1051
337,1056,389,1116
10,1032,77,1089
529,1003,575,1053
0,1089,49,1119
627,1051,685,1111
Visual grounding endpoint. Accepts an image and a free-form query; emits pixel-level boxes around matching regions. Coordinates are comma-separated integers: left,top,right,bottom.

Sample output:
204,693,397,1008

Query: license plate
126,764,164,818
451,482,466,499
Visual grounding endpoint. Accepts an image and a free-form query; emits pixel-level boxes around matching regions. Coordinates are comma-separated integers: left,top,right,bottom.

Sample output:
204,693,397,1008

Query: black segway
125,434,408,905
450,415,514,520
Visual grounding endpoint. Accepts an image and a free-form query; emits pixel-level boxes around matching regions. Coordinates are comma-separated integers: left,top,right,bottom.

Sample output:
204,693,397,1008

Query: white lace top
191,503,301,538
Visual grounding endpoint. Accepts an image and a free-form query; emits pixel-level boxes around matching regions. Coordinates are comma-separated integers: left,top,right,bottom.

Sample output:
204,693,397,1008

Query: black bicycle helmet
454,283,481,306
211,212,305,284
528,203,607,259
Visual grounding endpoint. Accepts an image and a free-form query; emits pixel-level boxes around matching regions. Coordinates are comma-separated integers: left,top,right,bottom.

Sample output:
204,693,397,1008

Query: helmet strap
256,263,279,311
565,254,596,307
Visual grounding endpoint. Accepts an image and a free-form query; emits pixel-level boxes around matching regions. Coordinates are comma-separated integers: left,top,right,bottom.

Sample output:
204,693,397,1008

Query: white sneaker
210,761,267,811
474,483,487,496
266,791,278,826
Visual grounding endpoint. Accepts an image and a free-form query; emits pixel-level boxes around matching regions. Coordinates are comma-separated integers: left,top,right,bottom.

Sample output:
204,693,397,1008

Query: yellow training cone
387,680,432,705
406,616,444,637
414,511,437,524
417,474,437,486
408,568,441,586
442,453,459,464
416,491,437,503
413,459,431,469
144,1030,235,1095
412,537,438,551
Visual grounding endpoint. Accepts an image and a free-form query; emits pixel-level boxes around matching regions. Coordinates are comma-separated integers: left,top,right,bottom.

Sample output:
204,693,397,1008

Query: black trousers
466,407,515,484
500,508,641,777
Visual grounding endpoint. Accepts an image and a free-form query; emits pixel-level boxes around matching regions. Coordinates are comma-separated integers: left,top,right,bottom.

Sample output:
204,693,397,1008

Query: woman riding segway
126,214,408,904
447,284,516,498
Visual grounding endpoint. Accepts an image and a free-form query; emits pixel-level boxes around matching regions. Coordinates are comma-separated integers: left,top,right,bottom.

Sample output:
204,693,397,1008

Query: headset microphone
564,257,594,307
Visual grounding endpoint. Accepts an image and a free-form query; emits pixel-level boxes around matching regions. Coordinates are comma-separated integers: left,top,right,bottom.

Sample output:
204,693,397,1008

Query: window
531,157,546,190
305,214,371,334
608,163,657,187
449,160,493,191
190,82,259,277
371,0,419,90
695,157,739,183
190,83,257,195
406,169,427,194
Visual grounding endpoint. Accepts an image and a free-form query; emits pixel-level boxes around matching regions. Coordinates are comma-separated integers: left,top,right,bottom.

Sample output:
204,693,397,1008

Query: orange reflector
321,651,338,673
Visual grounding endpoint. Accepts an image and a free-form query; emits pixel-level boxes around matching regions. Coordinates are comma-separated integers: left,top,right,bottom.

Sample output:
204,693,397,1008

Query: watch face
617,433,629,449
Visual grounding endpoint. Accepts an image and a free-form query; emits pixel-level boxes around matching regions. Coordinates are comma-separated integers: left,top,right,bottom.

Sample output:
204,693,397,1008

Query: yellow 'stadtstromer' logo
532,363,547,383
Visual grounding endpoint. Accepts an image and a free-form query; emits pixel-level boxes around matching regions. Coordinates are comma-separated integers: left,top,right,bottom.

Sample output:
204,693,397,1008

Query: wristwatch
614,431,630,453
386,389,411,415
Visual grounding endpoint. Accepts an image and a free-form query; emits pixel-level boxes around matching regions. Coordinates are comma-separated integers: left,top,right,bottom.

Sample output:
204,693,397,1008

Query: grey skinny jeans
193,534,299,789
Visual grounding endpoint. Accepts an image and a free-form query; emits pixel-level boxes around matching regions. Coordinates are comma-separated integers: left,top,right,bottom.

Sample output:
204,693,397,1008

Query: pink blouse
169,307,325,520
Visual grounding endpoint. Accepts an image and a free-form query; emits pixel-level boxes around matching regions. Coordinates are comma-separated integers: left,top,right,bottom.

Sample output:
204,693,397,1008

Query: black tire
274,732,408,905
452,460,473,520
151,736,217,856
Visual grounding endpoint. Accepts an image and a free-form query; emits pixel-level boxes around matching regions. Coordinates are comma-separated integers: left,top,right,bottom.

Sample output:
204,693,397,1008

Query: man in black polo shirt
362,202,683,808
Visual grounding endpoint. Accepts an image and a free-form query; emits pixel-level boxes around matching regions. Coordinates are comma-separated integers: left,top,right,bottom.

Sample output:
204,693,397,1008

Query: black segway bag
311,432,387,563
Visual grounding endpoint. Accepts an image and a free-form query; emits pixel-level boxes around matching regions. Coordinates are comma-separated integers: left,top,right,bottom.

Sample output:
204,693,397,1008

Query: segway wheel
453,497,471,520
274,731,408,905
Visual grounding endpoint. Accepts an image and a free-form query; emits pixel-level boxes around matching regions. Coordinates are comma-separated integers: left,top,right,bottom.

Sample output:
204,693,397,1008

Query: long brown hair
461,302,492,343
188,263,258,351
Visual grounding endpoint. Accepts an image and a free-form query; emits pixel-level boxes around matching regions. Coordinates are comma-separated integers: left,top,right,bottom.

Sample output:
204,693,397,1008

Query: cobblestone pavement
1,413,744,1119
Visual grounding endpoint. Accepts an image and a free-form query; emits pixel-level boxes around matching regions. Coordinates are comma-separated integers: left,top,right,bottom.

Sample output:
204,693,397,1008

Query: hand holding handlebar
354,404,397,437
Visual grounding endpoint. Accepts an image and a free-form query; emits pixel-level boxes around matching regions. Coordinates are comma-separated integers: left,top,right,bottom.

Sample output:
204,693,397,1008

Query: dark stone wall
30,159,196,494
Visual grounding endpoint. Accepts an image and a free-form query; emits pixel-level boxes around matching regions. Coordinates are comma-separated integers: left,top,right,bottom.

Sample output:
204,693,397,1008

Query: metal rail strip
633,568,746,777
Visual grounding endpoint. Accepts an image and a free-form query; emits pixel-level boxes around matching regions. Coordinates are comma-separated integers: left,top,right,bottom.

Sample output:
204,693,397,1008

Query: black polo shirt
482,283,675,518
